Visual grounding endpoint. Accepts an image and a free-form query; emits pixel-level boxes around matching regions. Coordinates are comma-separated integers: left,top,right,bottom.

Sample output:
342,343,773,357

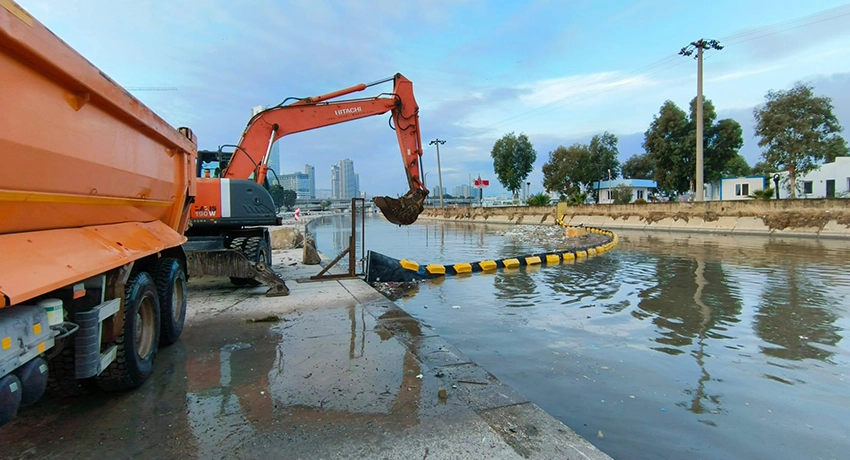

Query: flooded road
312,214,850,460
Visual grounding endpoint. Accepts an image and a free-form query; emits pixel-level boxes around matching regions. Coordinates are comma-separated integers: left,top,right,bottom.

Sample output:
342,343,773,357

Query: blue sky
17,0,850,197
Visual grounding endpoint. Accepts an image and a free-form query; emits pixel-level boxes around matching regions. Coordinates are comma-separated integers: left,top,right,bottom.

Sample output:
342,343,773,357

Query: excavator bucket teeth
185,249,289,296
373,190,426,226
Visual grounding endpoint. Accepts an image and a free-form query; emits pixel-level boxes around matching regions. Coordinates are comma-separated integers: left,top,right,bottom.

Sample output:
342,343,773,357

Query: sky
16,0,850,197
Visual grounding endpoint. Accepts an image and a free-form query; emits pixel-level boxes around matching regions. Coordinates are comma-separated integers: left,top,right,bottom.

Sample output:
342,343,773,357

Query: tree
491,132,537,198
542,144,590,199
269,184,285,211
588,132,620,202
622,153,655,179
722,154,750,178
644,97,743,195
754,82,848,198
644,101,691,195
750,160,776,177
280,189,297,211
541,132,620,201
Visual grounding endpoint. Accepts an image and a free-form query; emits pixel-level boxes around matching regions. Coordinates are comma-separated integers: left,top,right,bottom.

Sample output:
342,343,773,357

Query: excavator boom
224,73,427,225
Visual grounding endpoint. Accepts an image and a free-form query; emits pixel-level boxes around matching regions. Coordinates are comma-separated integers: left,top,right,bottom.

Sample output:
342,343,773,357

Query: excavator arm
223,73,428,225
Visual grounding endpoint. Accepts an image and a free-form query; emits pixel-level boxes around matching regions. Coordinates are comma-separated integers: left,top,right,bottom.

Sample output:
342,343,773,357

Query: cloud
727,4,850,62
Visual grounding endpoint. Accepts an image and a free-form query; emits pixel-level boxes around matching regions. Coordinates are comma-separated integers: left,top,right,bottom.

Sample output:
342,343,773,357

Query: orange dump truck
0,3,196,425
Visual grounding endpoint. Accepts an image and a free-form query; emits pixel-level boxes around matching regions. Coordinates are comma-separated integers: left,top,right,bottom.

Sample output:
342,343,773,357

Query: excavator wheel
241,236,270,286
228,236,271,286
228,237,250,286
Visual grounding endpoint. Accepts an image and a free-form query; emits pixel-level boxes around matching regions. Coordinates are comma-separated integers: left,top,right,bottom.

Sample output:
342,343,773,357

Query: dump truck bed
0,3,196,306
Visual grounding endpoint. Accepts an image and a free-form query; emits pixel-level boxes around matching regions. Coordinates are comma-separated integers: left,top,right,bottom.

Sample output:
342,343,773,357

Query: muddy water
311,214,850,460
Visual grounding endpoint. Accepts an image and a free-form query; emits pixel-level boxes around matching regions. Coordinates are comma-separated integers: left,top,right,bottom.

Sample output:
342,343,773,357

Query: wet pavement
0,249,611,459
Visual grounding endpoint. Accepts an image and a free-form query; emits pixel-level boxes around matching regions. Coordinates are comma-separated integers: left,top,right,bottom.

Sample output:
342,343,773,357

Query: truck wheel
154,258,187,346
45,337,95,398
96,272,160,392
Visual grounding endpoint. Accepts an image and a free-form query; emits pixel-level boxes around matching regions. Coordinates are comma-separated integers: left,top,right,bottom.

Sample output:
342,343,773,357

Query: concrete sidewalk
0,249,611,460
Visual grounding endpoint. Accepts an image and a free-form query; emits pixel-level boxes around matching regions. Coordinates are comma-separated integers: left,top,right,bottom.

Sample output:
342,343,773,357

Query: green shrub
634,198,647,205
526,192,551,207
567,192,588,206
611,185,632,205
749,188,775,200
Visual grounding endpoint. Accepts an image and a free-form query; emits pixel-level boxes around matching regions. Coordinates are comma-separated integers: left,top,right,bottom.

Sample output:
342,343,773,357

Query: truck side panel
0,2,196,307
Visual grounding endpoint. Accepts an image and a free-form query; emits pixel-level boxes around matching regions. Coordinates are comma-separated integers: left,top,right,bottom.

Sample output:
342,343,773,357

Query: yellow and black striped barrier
364,226,619,283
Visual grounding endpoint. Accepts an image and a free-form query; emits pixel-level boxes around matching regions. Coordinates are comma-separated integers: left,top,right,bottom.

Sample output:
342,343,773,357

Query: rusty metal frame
307,198,365,281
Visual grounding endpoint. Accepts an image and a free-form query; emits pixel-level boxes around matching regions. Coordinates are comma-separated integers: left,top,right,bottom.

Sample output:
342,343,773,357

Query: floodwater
310,213,850,460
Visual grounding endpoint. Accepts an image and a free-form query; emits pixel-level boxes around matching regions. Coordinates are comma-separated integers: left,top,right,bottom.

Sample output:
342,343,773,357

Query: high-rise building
453,184,472,198
331,165,341,199
304,164,315,199
339,159,356,199
354,172,360,198
280,172,311,199
250,105,281,183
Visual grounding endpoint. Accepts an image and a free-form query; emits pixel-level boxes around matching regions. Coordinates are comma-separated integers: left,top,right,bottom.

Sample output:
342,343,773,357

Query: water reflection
754,263,841,362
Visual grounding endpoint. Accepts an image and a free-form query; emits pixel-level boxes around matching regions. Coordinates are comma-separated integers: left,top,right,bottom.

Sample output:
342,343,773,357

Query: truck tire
95,272,161,392
154,258,187,346
45,337,94,398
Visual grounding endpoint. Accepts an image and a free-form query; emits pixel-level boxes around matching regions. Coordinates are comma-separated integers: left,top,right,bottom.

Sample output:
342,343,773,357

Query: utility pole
429,139,446,208
680,39,722,202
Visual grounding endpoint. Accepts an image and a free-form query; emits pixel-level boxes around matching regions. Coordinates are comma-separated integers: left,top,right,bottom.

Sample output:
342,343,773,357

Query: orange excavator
183,74,429,294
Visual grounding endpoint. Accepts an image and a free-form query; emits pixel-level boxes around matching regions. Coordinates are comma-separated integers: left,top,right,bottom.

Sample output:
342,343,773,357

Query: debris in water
597,430,604,439
452,305,461,309
416,374,424,380
629,395,635,399
246,315,281,323
438,388,448,400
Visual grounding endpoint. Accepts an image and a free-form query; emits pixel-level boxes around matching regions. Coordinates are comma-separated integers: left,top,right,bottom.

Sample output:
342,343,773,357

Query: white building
776,157,850,199
593,179,657,204
705,176,767,201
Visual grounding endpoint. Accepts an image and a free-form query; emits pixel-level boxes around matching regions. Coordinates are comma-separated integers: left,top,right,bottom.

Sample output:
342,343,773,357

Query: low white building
593,179,657,204
776,157,850,199
706,176,767,201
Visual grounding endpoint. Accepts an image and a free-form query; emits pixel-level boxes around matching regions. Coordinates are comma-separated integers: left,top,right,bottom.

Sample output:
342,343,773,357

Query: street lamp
423,171,431,205
429,139,446,208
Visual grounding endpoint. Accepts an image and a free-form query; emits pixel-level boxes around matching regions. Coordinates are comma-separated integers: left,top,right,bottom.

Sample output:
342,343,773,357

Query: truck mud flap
186,249,289,297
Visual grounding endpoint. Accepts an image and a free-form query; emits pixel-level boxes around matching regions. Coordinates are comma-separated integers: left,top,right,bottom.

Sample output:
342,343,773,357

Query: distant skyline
18,1,850,196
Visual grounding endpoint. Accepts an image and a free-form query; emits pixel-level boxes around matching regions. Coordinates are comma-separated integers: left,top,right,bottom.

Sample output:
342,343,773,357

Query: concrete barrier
419,199,850,238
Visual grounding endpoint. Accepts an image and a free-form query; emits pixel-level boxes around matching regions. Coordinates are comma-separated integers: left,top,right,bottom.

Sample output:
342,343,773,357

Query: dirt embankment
420,199,850,232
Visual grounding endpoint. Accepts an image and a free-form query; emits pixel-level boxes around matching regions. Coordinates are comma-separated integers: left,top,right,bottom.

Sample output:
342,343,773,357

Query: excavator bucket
373,189,428,225
185,249,290,297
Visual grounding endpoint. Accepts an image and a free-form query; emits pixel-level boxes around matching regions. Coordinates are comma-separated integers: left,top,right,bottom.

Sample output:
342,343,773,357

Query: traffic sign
294,207,301,222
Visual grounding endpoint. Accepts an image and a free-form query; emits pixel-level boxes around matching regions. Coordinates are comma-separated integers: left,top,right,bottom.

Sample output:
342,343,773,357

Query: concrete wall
418,199,850,238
